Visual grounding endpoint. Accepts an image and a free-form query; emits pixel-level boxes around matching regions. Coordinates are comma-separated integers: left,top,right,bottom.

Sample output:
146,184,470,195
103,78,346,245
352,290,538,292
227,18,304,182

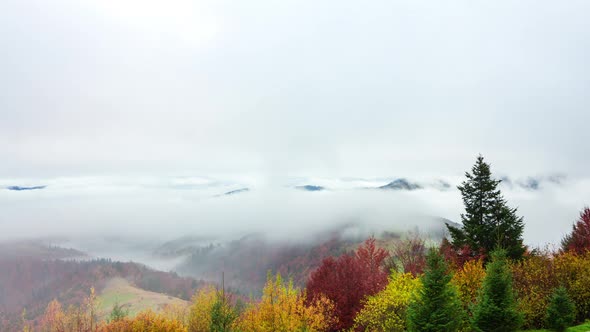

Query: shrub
99,310,187,332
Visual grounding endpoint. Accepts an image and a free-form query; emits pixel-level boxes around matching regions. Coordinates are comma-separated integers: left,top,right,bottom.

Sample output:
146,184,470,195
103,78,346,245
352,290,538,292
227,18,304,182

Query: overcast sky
1,0,589,179
1,1,589,248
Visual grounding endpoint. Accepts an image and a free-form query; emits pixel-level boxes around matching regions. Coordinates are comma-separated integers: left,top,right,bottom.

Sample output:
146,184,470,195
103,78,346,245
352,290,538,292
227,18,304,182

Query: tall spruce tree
446,155,525,260
471,250,522,332
407,248,464,332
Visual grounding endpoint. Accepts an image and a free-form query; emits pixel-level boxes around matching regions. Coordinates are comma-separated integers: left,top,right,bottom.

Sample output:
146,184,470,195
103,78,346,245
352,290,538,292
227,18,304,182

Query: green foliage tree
446,155,526,260
471,250,522,332
209,293,238,332
545,286,576,332
407,248,464,332
108,302,128,323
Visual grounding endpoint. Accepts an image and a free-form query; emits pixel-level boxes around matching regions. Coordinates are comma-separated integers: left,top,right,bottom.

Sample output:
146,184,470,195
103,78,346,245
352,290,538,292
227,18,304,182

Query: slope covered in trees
0,256,204,331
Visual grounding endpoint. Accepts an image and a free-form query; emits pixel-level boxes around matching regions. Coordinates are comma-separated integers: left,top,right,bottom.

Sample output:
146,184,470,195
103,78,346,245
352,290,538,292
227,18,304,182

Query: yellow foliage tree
511,254,557,329
187,285,218,332
162,302,190,327
554,251,590,321
234,273,336,332
351,272,421,332
451,259,486,310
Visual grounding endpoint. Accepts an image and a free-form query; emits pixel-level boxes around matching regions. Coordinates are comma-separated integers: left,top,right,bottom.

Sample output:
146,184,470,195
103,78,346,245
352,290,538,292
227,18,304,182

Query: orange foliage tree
38,287,99,332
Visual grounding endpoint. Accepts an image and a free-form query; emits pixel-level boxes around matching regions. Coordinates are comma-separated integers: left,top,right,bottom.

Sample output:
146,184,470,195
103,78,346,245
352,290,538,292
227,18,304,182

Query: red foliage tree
384,234,427,276
440,238,485,268
305,237,389,331
562,207,590,254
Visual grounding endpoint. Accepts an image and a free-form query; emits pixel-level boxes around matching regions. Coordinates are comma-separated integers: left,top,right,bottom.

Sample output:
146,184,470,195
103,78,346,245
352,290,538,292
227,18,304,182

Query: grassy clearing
522,321,590,331
97,277,189,321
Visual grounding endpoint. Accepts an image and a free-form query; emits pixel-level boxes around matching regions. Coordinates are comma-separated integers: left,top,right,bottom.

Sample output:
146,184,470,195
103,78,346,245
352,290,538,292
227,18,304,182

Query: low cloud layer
0,175,587,250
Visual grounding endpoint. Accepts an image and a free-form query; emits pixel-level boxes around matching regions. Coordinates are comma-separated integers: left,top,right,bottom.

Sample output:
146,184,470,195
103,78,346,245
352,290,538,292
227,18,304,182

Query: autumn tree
351,272,421,332
451,258,486,314
471,250,522,332
385,233,426,276
553,251,590,322
510,252,557,329
37,288,100,332
235,273,336,332
407,248,463,332
187,286,217,332
561,207,590,254
305,237,389,331
446,155,526,261
98,310,187,332
39,299,66,332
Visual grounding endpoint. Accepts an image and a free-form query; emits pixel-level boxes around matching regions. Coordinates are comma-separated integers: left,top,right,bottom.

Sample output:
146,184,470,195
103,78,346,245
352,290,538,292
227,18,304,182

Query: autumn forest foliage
15,226,590,332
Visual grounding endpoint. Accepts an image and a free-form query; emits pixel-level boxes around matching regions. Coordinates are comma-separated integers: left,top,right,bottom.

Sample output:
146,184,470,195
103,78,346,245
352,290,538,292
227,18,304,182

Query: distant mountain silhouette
6,185,46,191
223,188,250,195
378,179,422,191
295,185,325,191
499,174,566,191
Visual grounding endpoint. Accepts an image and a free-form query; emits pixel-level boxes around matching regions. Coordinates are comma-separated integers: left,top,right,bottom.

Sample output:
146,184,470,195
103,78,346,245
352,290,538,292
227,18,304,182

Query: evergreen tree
545,286,576,332
108,302,128,323
446,155,526,260
209,295,237,332
407,248,464,332
471,250,522,332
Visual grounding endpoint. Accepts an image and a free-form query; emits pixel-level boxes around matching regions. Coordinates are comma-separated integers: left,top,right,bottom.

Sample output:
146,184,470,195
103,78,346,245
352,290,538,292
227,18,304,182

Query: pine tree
446,155,526,260
545,286,576,332
407,248,464,332
471,250,522,332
